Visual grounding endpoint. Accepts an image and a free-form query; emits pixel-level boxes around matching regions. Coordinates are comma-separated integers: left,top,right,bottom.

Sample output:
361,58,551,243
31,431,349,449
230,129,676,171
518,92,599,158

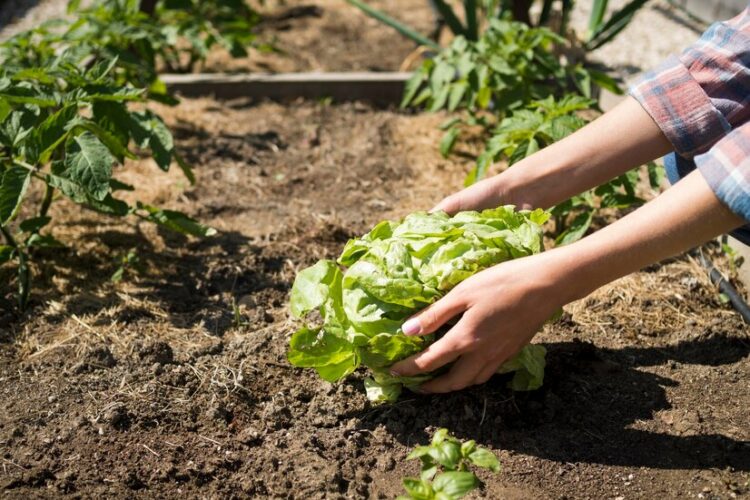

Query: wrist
542,243,606,305
496,149,572,209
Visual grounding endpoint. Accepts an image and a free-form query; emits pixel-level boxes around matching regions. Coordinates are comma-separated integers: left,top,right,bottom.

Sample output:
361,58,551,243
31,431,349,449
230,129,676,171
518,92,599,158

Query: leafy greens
288,206,549,402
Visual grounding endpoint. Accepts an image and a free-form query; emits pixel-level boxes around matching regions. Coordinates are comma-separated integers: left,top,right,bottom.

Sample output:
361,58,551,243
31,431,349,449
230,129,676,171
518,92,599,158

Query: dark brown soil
205,0,436,73
1,98,749,499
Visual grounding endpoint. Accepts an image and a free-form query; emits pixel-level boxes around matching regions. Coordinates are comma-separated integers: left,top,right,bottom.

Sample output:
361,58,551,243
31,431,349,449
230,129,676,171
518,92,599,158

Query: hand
432,174,529,215
389,251,569,393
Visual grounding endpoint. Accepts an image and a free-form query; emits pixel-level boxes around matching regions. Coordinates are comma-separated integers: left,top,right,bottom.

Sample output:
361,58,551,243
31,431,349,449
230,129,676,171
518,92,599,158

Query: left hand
389,251,568,393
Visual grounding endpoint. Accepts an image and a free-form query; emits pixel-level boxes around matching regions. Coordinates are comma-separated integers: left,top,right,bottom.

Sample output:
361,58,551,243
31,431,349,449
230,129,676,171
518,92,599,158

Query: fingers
389,326,470,377
401,291,467,337
430,178,502,215
419,355,483,393
472,363,501,386
430,193,463,215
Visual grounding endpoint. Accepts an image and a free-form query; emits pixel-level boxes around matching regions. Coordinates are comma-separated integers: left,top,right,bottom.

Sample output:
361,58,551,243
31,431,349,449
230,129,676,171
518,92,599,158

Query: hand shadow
349,334,750,471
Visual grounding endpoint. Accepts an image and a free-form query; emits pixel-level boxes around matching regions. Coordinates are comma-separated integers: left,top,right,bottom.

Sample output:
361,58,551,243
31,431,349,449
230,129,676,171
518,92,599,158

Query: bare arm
434,96,673,213
391,169,744,393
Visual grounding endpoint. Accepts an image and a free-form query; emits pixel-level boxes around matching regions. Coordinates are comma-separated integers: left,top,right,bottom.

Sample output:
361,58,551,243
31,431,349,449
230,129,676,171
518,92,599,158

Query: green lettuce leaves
288,206,550,402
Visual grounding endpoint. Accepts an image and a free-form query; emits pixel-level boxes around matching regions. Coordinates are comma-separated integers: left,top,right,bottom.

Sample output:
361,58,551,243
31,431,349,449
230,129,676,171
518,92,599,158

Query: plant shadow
0,218,291,339
350,335,750,471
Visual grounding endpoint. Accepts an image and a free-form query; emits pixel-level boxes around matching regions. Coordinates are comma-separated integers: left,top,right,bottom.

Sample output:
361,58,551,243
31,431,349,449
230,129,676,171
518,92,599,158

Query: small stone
237,427,261,446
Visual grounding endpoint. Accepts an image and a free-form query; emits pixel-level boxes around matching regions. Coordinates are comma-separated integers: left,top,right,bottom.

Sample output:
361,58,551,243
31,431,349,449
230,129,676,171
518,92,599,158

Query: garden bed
1,97,748,499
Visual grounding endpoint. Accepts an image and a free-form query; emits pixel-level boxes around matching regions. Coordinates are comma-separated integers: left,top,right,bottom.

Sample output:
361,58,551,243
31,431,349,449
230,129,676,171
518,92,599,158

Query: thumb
402,291,467,336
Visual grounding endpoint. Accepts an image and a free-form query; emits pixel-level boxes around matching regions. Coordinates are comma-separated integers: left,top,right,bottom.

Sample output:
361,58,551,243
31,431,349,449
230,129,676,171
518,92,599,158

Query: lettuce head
288,206,550,402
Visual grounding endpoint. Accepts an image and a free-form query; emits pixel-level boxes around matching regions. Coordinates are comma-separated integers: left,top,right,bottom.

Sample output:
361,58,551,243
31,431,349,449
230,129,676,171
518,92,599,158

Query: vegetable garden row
0,0,748,498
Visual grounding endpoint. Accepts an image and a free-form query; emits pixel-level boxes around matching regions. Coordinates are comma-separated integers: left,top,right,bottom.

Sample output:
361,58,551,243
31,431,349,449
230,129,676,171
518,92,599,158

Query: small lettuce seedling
399,428,500,500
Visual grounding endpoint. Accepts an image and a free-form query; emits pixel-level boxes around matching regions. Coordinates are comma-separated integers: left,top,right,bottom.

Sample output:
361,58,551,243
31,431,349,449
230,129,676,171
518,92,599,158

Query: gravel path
570,0,710,84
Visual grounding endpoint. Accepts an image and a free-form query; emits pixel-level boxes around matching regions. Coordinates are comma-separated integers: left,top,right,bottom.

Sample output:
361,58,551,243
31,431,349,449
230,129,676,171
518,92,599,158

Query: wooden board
162,72,412,105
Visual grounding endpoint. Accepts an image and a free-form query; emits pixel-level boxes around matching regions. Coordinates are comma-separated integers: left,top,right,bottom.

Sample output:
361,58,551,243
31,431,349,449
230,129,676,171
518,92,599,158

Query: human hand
431,164,544,215
389,251,570,393
431,175,518,215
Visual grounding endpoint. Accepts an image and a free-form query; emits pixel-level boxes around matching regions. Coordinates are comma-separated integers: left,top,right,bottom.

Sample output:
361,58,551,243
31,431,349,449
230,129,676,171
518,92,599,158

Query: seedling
399,428,500,500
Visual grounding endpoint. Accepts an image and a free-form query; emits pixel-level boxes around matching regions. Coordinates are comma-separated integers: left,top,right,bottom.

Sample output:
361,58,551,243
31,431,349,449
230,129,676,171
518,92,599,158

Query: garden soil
1,99,749,499
224,0,436,73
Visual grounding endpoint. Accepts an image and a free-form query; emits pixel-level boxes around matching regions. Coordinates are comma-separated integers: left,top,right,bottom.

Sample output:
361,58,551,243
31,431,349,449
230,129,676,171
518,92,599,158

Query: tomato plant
1,0,261,101
0,1,263,310
0,55,215,309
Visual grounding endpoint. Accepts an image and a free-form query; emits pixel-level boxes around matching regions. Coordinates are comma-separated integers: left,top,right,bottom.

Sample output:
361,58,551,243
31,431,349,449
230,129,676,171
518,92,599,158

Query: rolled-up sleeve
697,122,750,222
629,7,750,158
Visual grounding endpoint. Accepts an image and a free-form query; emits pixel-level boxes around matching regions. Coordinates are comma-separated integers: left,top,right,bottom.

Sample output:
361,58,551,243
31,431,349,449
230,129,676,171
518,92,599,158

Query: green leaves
26,104,77,164
288,207,548,402
496,344,547,391
137,203,217,237
585,0,651,51
399,428,500,500
432,472,478,498
63,131,114,201
288,328,357,382
345,0,440,50
402,20,571,114
0,31,214,310
0,245,14,265
290,260,343,318
0,166,31,225
129,110,174,171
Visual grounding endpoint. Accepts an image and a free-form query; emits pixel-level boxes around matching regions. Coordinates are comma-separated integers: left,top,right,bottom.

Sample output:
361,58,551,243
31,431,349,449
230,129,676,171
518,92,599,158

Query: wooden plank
161,72,413,105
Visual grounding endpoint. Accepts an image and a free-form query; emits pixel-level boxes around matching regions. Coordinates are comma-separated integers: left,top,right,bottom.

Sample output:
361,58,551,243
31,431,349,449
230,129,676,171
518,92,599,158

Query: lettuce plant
288,206,549,402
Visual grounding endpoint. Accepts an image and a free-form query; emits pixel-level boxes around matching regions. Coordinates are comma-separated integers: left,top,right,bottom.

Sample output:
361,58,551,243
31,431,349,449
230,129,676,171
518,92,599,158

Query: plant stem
0,223,28,310
39,184,54,219
511,0,533,26
0,223,17,249
139,0,157,16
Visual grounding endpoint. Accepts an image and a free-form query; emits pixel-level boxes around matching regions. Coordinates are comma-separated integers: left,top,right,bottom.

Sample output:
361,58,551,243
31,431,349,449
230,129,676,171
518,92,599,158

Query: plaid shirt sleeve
696,122,750,222
629,7,750,158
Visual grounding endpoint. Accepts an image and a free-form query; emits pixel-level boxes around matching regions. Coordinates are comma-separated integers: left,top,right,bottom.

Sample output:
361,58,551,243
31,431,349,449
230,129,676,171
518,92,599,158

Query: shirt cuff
696,125,750,223
629,56,731,158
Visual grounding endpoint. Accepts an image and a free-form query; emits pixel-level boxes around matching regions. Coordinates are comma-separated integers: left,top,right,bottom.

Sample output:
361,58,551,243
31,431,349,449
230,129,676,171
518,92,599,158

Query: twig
479,396,488,426
1,457,26,470
142,444,160,457
199,434,222,446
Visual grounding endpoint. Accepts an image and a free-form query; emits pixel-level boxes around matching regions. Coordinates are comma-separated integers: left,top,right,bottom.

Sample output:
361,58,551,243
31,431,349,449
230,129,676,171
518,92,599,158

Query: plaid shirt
630,6,750,233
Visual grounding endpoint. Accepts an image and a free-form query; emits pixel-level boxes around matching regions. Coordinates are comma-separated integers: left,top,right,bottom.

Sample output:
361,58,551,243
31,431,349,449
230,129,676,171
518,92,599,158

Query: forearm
548,169,745,304
500,96,673,209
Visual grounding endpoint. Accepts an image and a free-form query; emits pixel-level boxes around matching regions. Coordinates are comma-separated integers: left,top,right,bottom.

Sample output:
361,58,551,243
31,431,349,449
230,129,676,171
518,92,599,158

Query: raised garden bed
1,97,748,498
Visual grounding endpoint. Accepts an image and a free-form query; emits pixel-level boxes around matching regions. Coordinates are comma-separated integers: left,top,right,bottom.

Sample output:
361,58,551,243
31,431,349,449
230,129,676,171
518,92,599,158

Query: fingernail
413,386,430,395
389,369,401,377
402,318,422,336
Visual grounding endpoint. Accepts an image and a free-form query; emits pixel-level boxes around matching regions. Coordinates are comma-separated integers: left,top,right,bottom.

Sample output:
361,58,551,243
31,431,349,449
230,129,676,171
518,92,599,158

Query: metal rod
698,251,750,324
